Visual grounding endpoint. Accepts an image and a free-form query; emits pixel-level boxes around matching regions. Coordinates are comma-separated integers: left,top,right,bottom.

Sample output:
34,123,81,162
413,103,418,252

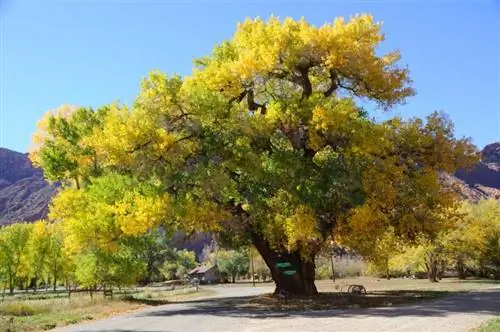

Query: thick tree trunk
250,232,319,296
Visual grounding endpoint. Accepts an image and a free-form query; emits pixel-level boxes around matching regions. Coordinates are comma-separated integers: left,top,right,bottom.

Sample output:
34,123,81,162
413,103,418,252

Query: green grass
478,317,500,332
0,286,213,331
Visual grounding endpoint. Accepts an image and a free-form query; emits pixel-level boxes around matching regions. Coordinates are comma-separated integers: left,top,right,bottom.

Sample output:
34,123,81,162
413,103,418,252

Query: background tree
46,222,64,291
217,249,250,283
161,249,197,280
136,231,176,284
460,199,500,278
24,221,51,291
250,247,272,282
30,105,109,189
0,223,33,294
366,227,401,280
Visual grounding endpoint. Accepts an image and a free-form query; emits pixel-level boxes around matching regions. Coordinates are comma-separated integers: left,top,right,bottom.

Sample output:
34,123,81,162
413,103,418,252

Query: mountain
452,142,500,201
0,148,56,225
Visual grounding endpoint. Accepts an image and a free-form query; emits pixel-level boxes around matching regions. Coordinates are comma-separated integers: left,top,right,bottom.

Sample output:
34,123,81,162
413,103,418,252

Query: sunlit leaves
195,14,413,109
30,15,478,271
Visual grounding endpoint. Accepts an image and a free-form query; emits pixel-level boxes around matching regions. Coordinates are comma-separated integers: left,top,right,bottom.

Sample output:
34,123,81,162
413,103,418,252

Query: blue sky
1,0,499,152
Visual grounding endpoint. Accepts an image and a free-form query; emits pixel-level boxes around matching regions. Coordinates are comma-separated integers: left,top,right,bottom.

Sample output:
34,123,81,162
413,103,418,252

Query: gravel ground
55,285,500,332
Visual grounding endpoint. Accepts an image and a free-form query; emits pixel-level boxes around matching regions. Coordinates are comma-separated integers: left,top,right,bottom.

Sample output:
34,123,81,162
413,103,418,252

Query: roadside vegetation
0,285,213,332
478,317,500,332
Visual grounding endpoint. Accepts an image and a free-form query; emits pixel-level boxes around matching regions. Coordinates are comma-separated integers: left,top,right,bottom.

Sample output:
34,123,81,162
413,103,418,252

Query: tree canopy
30,15,477,295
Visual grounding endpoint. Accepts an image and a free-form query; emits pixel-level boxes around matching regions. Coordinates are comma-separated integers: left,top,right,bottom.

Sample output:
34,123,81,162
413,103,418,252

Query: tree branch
323,70,338,97
247,89,267,114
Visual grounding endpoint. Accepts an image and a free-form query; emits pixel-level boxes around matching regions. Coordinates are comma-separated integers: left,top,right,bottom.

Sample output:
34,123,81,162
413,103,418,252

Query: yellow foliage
115,193,172,236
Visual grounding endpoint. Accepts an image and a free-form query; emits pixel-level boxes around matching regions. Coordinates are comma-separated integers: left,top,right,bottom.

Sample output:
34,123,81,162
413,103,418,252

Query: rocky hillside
452,142,500,201
0,148,56,225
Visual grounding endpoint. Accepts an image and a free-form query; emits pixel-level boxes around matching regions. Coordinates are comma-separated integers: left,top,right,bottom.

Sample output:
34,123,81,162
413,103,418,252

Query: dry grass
316,277,500,293
0,287,213,332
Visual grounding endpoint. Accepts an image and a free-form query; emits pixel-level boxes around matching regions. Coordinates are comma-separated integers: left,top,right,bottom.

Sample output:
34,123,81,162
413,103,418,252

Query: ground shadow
78,330,169,332
121,297,170,306
136,288,500,320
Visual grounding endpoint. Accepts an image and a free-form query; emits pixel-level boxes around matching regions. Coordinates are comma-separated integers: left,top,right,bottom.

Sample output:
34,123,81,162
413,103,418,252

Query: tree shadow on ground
121,297,170,306
78,330,169,332
135,288,500,319
458,279,500,285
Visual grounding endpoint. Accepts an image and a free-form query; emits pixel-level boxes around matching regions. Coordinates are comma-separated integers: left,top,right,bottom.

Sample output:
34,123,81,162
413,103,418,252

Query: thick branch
247,89,267,114
126,139,153,153
297,67,312,100
323,70,339,97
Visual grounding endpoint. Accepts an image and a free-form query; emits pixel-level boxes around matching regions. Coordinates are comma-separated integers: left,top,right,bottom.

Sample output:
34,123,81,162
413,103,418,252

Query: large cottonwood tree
32,15,477,295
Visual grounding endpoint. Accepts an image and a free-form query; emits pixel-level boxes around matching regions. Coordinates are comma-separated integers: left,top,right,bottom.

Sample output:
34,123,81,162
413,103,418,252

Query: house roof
188,265,215,275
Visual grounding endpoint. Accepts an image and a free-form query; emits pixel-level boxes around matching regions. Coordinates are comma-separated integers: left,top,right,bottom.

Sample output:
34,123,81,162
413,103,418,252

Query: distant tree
30,105,109,189
0,223,33,294
46,222,64,291
251,248,271,282
161,249,197,280
355,227,401,280
136,231,176,284
23,221,52,291
458,199,500,278
218,249,249,283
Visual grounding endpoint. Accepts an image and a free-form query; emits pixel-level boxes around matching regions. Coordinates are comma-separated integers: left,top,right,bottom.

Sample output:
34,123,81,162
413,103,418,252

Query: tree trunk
456,256,466,280
9,275,13,295
250,232,319,296
231,275,236,283
385,258,390,280
426,252,439,283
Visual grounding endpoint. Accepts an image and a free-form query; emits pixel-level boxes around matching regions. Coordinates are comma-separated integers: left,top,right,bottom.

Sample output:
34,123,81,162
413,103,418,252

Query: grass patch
477,317,500,332
0,286,213,331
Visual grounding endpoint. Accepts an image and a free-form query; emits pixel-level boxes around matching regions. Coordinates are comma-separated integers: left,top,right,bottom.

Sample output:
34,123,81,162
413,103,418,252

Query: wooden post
330,254,336,283
250,248,255,287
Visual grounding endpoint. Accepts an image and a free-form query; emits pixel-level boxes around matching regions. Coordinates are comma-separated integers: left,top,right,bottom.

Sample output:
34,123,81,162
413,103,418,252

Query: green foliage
217,249,249,282
479,317,500,332
386,200,500,280
30,105,109,188
30,15,479,293
0,223,33,293
161,249,197,280
136,231,176,283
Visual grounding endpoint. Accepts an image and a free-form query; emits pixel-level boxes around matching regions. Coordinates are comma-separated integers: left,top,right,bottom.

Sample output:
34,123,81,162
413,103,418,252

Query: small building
188,265,219,284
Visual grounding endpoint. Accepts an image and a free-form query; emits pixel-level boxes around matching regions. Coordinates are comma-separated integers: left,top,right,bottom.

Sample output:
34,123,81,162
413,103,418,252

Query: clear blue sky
1,0,499,153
